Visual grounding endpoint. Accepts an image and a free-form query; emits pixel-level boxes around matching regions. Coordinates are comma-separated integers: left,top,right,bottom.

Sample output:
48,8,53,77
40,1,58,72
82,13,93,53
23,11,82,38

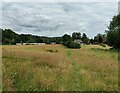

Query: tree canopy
62,34,81,49
1,29,81,49
81,33,89,44
2,29,62,45
72,32,81,40
106,14,120,49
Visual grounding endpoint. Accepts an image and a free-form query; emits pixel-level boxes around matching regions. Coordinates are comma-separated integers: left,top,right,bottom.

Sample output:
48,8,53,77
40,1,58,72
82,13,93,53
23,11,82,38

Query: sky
1,2,118,38
2,0,120,2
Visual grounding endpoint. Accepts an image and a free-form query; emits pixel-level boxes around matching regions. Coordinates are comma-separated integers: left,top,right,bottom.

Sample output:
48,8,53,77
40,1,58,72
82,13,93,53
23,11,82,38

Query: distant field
2,44,118,91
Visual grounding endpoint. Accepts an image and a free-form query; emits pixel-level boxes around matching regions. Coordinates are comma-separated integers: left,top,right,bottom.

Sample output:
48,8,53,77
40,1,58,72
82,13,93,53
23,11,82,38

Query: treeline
1,29,62,45
1,29,107,44
1,28,107,49
1,29,103,41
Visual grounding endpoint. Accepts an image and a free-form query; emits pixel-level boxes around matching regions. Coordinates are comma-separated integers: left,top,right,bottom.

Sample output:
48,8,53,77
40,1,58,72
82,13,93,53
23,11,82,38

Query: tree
94,36,98,44
62,34,71,43
2,29,20,45
2,28,63,45
106,14,120,49
72,32,81,40
93,34,105,44
62,34,81,49
20,34,29,43
55,37,62,44
82,33,89,44
102,34,107,44
97,34,103,44
66,40,81,49
89,38,94,44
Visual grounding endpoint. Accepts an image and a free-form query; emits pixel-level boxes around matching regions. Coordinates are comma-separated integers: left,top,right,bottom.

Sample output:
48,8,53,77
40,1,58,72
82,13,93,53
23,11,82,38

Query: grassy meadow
2,44,119,91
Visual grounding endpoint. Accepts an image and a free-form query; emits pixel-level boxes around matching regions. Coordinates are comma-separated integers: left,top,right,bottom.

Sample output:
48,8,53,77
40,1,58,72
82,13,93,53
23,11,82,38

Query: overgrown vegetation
2,45,118,91
1,28,110,49
62,34,81,49
106,14,120,49
2,29,62,45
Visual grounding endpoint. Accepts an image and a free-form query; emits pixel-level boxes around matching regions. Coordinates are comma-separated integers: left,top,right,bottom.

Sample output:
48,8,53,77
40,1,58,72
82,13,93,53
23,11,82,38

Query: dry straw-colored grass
2,44,118,91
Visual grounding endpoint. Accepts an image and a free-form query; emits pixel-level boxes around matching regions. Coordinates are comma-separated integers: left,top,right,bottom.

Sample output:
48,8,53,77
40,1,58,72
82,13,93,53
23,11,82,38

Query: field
2,44,119,91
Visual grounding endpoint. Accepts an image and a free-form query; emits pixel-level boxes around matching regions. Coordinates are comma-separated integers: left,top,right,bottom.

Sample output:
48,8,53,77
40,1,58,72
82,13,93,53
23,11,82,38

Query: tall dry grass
2,44,118,91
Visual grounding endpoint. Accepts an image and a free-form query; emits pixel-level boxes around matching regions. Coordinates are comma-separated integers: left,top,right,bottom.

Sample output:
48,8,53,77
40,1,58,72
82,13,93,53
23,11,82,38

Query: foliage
93,34,107,44
64,40,81,49
72,32,81,40
62,34,81,49
106,14,120,49
81,33,89,44
2,29,62,45
62,34,71,43
2,29,81,49
46,49,58,53
89,38,94,44
2,45,118,91
2,29,20,45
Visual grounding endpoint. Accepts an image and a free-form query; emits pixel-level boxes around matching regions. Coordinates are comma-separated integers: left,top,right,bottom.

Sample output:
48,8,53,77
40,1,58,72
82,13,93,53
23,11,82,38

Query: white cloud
2,2,118,38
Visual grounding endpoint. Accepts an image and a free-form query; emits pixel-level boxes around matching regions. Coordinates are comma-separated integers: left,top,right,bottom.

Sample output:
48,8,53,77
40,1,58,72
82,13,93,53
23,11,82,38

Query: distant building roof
74,39,83,44
74,39,82,42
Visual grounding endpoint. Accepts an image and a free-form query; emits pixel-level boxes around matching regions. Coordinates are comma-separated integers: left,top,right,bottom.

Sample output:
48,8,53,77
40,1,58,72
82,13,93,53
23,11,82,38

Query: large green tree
2,29,20,45
82,33,89,44
93,34,107,44
97,34,103,44
106,14,120,49
62,34,71,43
72,32,81,40
62,34,81,49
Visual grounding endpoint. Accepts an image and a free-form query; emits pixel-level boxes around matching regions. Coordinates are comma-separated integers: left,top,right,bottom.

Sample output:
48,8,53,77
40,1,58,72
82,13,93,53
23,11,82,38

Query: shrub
46,49,58,53
63,40,81,49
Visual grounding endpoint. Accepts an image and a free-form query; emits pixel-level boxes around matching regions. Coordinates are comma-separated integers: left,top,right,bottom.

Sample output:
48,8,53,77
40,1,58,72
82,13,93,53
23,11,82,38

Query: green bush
63,40,81,49
46,49,58,53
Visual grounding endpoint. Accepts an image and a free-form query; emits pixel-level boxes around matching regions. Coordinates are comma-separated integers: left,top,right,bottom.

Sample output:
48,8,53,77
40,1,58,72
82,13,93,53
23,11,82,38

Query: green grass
2,44,119,91
66,50,72,57
69,61,89,91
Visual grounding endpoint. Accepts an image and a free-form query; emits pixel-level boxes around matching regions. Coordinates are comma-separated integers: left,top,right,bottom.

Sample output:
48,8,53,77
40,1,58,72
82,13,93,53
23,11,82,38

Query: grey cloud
19,24,38,28
2,2,118,38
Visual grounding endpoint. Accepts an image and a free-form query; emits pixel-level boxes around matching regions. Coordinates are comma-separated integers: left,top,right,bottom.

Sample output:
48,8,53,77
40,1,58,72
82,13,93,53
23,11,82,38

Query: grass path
65,50,87,91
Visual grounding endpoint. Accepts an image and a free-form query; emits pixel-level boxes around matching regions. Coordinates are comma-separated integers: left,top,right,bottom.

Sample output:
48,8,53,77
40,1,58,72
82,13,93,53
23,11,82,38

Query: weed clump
63,40,81,49
46,49,58,53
